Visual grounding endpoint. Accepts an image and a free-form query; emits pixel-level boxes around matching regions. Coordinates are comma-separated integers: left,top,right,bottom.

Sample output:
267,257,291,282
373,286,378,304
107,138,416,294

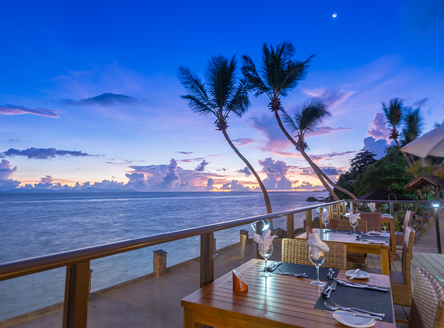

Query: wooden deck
3,240,444,328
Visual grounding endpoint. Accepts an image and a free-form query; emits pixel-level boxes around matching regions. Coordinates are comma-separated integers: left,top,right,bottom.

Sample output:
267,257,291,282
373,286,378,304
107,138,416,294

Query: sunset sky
1,0,444,192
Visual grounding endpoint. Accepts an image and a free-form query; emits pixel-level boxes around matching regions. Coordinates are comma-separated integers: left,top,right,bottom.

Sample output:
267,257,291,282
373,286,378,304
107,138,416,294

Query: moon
333,13,337,18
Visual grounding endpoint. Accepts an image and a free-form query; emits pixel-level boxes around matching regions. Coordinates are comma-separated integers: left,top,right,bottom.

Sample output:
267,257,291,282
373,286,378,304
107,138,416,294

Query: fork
323,302,383,320
330,300,385,317
277,269,307,277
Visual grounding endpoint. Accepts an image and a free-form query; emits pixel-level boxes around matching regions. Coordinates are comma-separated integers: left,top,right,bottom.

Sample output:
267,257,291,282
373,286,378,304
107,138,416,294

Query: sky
1,0,444,192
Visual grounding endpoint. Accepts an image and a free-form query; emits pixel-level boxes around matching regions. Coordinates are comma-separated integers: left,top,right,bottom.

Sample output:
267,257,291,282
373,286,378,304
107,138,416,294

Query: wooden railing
0,199,441,327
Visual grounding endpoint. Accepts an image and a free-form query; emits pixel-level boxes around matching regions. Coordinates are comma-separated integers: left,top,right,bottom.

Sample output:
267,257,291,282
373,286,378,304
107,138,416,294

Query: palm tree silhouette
178,55,272,213
242,42,357,200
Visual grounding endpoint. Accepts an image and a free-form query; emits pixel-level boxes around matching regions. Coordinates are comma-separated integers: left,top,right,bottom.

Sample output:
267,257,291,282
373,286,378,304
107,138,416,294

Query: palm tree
402,107,423,145
382,98,413,166
178,55,272,213
383,98,424,199
242,42,357,200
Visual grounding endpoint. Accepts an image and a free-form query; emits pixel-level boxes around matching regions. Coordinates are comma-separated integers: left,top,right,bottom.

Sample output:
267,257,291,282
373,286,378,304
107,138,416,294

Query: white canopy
401,124,444,158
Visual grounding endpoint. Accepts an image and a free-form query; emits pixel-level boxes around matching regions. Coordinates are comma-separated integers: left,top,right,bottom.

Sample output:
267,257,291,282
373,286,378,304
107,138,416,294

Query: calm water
0,191,326,320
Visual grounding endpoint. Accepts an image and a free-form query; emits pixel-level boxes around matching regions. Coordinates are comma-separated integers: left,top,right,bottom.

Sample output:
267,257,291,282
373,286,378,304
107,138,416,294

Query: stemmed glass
321,214,330,232
308,246,325,286
258,241,273,277
349,215,359,238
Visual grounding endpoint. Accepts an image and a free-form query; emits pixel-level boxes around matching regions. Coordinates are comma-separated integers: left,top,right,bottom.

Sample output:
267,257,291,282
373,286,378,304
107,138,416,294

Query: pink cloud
306,126,353,137
0,105,60,118
368,112,390,141
232,138,255,146
302,88,354,109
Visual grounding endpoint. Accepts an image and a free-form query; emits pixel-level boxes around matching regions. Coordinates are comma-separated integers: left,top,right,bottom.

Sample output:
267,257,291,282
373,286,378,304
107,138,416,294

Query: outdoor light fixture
432,202,440,208
250,219,270,232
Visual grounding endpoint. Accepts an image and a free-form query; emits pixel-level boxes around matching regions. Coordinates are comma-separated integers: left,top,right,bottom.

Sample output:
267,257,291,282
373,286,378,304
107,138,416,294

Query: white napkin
348,212,361,224
253,229,278,248
307,232,329,260
368,203,376,212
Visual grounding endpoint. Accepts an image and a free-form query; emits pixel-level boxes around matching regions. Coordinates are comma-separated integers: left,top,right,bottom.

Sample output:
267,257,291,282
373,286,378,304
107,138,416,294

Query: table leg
380,248,390,276
184,307,200,328
390,221,396,260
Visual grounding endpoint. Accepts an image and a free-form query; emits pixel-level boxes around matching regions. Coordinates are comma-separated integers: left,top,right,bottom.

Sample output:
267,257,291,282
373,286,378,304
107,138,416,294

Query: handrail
0,200,342,281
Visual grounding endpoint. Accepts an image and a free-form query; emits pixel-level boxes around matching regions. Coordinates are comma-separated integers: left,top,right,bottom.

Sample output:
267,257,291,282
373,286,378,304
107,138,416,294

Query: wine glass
258,241,273,277
321,214,330,232
349,215,359,238
308,246,325,286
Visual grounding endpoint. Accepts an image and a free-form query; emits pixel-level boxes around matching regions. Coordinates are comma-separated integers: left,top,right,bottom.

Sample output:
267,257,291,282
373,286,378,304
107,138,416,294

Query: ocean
0,190,327,321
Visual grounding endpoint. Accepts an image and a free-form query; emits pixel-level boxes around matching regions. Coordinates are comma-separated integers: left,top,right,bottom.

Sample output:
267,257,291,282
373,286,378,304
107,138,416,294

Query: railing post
329,205,334,219
389,202,394,216
153,249,167,278
434,208,442,254
336,203,340,220
286,214,294,239
306,210,312,238
200,233,215,287
350,201,354,213
63,261,90,328
342,202,347,216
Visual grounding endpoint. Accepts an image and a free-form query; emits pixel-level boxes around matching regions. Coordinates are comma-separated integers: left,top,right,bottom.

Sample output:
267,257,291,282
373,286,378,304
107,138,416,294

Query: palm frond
206,55,237,110
178,67,213,110
279,55,315,97
180,95,216,117
294,99,330,135
241,55,271,98
402,107,423,144
281,107,298,132
382,98,404,128
225,78,250,118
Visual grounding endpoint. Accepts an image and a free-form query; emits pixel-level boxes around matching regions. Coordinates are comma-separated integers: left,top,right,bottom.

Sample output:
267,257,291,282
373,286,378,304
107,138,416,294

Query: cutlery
276,269,308,278
323,281,337,298
322,284,332,298
324,302,382,320
268,261,282,272
330,300,385,317
335,279,389,292
349,268,360,280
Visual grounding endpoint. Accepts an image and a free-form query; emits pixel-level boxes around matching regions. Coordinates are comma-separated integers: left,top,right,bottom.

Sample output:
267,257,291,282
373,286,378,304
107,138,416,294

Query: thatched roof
404,176,444,192
358,190,413,200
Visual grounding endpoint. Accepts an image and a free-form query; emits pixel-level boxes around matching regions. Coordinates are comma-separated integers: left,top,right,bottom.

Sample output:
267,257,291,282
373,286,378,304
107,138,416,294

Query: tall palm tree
382,98,413,166
242,42,357,200
402,107,423,145
178,55,272,213
383,98,424,199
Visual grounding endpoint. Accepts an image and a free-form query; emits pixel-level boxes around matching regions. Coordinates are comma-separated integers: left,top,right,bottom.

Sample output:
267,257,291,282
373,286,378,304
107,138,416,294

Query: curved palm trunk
272,109,342,201
394,138,425,200
222,129,273,214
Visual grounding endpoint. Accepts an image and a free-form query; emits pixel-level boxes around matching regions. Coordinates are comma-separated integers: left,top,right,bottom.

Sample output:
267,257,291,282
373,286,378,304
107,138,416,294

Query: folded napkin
253,229,278,248
348,212,361,224
368,202,376,212
308,232,329,260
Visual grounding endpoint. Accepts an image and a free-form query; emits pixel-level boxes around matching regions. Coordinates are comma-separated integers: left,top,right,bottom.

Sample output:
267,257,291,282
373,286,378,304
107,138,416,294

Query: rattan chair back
358,212,382,232
282,238,347,270
329,219,367,232
404,210,414,230
409,268,444,328
402,226,415,284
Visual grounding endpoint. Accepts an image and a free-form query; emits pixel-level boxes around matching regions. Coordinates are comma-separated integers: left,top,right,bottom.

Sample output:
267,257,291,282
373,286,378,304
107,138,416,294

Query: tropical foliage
178,55,273,213
242,42,357,200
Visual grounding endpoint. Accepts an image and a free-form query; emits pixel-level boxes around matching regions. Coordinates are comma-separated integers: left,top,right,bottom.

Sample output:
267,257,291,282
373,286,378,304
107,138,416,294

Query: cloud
306,126,353,137
1,148,93,159
294,181,323,191
195,160,210,172
180,157,204,163
106,159,133,165
362,137,390,160
321,167,342,175
177,151,193,154
400,0,444,37
0,159,20,191
412,97,429,108
232,138,254,146
249,115,289,152
62,93,138,106
0,105,60,118
302,88,354,109
237,167,251,177
258,157,296,190
221,180,250,191
309,151,356,162
367,112,390,141
206,178,215,190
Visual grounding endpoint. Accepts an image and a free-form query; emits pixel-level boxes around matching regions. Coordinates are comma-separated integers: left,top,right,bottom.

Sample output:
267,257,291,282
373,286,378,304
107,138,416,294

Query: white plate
368,231,381,235
368,240,386,244
346,270,370,279
333,311,375,327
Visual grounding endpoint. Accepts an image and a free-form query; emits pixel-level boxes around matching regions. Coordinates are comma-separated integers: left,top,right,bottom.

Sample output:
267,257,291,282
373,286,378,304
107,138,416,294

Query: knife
268,262,282,272
334,311,383,321
335,279,389,292
325,281,337,298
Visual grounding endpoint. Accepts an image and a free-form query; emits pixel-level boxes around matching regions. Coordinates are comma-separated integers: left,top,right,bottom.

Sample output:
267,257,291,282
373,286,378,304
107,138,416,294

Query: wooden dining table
181,259,396,328
302,229,392,276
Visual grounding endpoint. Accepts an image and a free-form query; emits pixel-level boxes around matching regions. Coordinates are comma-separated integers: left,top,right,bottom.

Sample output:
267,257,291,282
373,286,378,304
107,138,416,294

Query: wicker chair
329,218,367,232
409,268,444,328
368,226,415,306
396,210,415,246
329,219,368,269
358,212,382,232
282,238,347,270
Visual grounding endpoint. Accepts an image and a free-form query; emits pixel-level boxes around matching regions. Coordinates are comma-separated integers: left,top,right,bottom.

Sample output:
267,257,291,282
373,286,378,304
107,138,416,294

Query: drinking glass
349,216,359,237
321,214,330,232
308,246,325,286
258,241,273,277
